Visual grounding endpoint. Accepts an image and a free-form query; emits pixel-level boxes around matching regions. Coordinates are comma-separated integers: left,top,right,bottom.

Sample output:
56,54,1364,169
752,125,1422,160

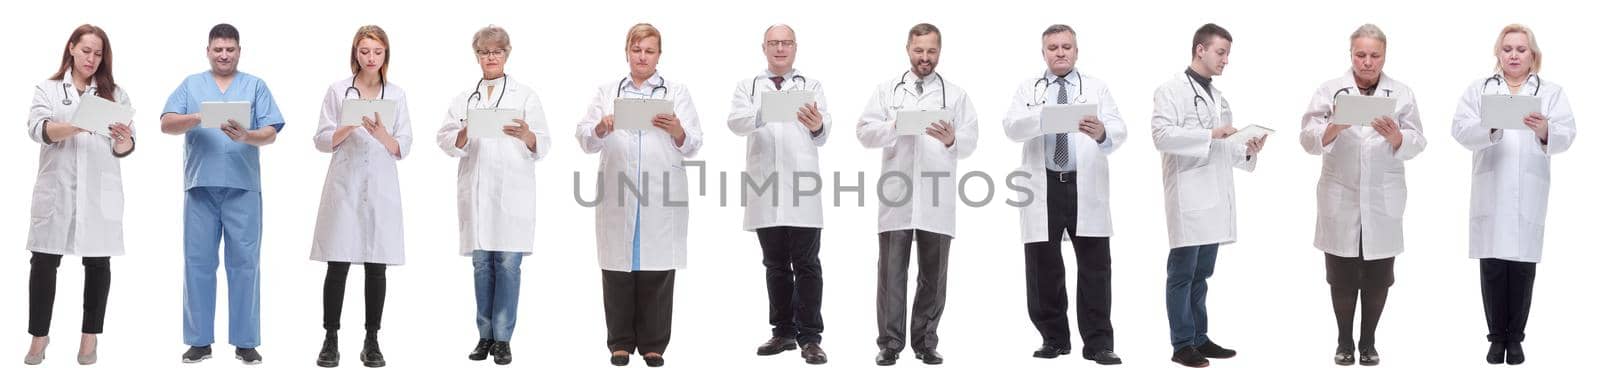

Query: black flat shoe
1505,342,1525,365
643,353,665,367
359,338,385,367
1033,344,1070,359
1358,345,1379,366
1333,345,1355,366
913,350,943,365
757,337,798,356
1084,349,1122,365
489,341,512,365
1487,341,1506,364
801,343,827,365
1197,341,1236,359
467,339,492,361
875,349,898,366
1171,346,1210,368
610,352,629,366
316,337,339,367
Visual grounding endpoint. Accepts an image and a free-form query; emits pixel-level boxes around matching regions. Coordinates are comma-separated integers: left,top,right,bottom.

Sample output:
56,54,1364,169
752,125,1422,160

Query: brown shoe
801,343,827,364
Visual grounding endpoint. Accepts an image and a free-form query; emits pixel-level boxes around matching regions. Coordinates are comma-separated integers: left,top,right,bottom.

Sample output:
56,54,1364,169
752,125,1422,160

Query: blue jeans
472,250,523,341
1166,244,1218,351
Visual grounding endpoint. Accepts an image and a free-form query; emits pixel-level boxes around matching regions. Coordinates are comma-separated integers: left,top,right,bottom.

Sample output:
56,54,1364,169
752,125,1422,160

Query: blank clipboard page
759,90,816,122
340,99,397,127
894,109,952,136
200,101,251,129
1480,94,1541,130
1226,124,1275,146
615,98,674,131
1040,104,1097,135
467,108,523,139
69,94,134,136
1329,94,1396,126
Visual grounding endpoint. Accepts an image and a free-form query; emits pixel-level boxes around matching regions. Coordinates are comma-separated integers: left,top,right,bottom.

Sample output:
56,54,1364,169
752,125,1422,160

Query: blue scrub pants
182,187,263,348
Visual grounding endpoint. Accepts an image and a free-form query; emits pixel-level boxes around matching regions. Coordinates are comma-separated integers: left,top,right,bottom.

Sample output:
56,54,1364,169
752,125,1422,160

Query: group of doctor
19,19,1573,368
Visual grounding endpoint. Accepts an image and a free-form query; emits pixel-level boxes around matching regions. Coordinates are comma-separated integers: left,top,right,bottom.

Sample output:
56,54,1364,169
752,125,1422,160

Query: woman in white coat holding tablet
309,25,412,368
24,24,135,366
575,23,702,368
1297,24,1425,366
435,25,551,366
1449,24,1575,366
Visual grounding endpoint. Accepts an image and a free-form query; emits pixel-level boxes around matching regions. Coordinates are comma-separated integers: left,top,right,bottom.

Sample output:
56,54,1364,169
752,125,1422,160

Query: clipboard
1480,94,1541,130
759,90,816,122
894,109,953,136
467,108,523,139
1226,124,1275,146
1040,104,1097,135
615,98,674,130
69,94,134,136
340,99,397,127
1330,94,1395,126
200,101,251,129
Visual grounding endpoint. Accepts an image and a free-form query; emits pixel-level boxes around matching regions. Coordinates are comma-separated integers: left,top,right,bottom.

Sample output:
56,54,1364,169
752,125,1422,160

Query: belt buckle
1056,171,1072,183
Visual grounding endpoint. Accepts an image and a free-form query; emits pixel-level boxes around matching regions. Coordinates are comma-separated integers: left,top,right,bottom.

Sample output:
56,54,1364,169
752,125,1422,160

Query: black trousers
1480,258,1537,343
755,226,824,344
603,270,676,354
323,262,387,334
28,252,111,337
876,229,951,353
1025,171,1114,352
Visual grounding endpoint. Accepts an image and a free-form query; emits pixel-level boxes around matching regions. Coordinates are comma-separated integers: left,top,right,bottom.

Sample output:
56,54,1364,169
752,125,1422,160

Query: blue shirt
163,72,285,192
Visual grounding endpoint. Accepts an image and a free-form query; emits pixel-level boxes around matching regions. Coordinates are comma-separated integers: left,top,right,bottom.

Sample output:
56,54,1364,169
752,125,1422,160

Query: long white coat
576,74,702,272
727,70,831,231
1151,72,1257,248
856,72,979,237
1298,72,1426,260
26,79,131,257
1002,70,1126,243
436,76,551,256
1450,74,1576,263
310,78,413,264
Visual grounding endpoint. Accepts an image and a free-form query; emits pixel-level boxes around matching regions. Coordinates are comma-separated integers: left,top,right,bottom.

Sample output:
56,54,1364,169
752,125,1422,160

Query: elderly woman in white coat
1298,24,1425,366
575,23,701,368
435,25,550,366
309,25,411,368
1002,24,1127,365
1450,24,1575,366
23,24,135,366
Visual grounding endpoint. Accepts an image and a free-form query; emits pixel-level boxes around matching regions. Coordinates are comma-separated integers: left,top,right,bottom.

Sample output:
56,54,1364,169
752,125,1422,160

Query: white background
1,0,1593,367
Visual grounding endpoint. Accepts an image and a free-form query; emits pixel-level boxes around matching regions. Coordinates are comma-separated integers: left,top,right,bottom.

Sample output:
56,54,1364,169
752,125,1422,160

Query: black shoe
316,337,339,367
1172,346,1210,367
1358,345,1380,366
489,341,512,365
360,338,386,367
914,350,943,365
235,348,263,365
643,353,665,367
1083,349,1122,365
1505,342,1525,365
1333,345,1355,366
757,337,798,356
875,349,899,366
181,345,213,363
467,339,492,361
610,351,630,366
800,343,827,364
1487,342,1506,364
1196,341,1236,359
1033,345,1070,359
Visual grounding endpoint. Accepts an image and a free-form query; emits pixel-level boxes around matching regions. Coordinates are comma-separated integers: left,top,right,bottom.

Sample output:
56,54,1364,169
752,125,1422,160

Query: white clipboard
615,98,674,130
340,99,397,127
69,94,134,136
759,90,816,122
1040,104,1097,135
1330,95,1395,126
1480,94,1541,130
1226,124,1275,146
894,109,953,136
467,108,523,140
200,101,251,129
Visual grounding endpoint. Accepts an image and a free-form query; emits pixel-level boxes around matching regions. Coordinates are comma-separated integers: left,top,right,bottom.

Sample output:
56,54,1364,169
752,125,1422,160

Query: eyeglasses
764,40,796,48
475,48,508,58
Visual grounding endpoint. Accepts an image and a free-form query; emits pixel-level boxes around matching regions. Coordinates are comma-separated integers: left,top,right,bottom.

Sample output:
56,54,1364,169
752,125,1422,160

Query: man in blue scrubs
158,23,283,365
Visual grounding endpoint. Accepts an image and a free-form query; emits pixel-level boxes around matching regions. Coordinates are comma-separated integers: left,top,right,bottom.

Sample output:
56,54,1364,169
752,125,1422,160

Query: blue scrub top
163,71,285,192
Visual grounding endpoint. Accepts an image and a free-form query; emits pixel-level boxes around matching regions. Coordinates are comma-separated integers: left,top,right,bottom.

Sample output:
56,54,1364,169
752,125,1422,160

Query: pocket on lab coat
30,185,56,220
1468,172,1496,219
99,173,124,221
1176,167,1217,212
1521,175,1550,226
1381,172,1408,218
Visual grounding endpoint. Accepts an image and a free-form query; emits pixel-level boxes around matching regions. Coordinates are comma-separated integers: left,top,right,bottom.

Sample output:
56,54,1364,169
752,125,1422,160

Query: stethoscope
891,71,946,109
1485,73,1541,96
60,84,96,106
1332,86,1394,98
466,75,510,108
1184,73,1218,127
617,75,668,99
749,74,808,100
1028,70,1087,107
343,75,387,100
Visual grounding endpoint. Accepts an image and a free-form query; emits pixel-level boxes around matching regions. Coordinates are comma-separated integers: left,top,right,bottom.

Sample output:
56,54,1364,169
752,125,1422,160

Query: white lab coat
727,70,831,231
1299,71,1426,260
856,72,979,237
576,74,702,271
1451,74,1576,263
1002,70,1126,243
436,76,551,256
310,78,413,264
26,79,131,257
1151,72,1257,248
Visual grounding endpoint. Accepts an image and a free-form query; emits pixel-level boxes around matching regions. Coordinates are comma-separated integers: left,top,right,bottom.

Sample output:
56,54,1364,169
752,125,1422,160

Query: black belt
1046,170,1076,183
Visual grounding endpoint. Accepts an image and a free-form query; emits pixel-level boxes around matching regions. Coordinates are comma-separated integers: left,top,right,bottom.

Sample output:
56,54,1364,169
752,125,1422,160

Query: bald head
763,24,798,75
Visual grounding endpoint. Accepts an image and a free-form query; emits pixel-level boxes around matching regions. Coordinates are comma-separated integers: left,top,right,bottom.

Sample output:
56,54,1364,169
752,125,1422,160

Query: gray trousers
876,229,952,353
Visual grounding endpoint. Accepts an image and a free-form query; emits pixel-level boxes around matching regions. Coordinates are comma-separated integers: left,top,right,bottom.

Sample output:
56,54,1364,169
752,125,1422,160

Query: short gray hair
1349,24,1386,46
1042,24,1076,38
473,25,511,52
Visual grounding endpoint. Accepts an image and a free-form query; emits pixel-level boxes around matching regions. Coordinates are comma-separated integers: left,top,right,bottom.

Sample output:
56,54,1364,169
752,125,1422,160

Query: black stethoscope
617,75,668,99
467,75,510,108
1184,73,1218,127
1332,86,1394,98
60,84,96,106
1029,70,1086,106
892,71,946,109
749,74,807,99
1485,73,1541,96
343,75,387,100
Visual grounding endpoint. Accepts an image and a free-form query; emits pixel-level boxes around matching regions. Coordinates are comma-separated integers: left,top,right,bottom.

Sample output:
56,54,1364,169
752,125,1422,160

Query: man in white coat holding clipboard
1001,24,1126,366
